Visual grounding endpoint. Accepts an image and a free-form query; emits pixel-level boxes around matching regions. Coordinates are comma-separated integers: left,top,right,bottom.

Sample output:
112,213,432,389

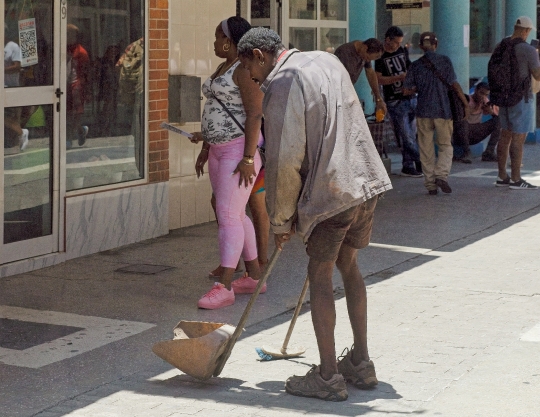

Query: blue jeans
387,98,420,170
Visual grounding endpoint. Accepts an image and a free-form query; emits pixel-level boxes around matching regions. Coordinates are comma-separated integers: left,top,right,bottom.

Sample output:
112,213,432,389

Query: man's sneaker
435,178,452,194
495,177,510,187
509,179,538,190
197,283,235,309
337,347,378,389
285,365,348,401
428,189,438,195
231,274,266,294
455,152,472,164
19,129,29,150
78,126,88,146
400,167,423,178
481,151,497,162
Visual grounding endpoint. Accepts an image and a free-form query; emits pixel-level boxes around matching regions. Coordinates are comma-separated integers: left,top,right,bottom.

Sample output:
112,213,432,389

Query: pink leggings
208,135,262,269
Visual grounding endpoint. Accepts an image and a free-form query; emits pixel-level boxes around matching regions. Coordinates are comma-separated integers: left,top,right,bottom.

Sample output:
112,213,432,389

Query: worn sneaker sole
285,384,348,401
342,374,378,390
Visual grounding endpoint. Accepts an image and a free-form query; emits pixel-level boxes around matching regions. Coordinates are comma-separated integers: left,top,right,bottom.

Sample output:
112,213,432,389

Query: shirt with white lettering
375,46,411,102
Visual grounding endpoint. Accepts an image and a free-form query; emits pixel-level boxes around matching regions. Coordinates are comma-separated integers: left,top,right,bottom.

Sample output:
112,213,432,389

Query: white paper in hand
160,122,194,138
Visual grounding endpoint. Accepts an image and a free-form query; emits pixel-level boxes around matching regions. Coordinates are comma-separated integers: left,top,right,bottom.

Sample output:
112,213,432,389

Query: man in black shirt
375,26,422,177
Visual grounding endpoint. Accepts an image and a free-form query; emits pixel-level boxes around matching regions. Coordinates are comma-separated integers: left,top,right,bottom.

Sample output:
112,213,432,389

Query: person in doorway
190,16,264,309
452,82,500,163
4,25,28,151
334,38,387,115
375,26,422,177
403,32,469,195
490,16,540,189
238,27,392,401
66,24,90,149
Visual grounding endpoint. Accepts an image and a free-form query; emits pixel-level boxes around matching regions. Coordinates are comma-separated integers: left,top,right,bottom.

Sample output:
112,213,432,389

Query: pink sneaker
197,283,235,309
231,275,267,294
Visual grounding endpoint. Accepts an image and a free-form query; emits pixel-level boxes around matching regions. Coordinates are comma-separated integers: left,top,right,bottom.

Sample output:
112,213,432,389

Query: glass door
250,0,281,33
282,0,348,52
2,0,61,263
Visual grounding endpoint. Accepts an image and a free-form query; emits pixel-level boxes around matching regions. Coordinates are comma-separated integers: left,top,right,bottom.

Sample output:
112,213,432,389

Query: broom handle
281,274,309,354
213,247,281,377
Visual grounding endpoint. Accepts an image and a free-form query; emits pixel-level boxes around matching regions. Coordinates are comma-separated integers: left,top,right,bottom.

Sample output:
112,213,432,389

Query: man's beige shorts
306,196,378,262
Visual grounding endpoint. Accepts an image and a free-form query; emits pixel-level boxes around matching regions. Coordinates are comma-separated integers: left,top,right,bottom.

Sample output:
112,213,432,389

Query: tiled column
432,0,469,90
348,0,376,114
148,0,170,183
506,0,537,40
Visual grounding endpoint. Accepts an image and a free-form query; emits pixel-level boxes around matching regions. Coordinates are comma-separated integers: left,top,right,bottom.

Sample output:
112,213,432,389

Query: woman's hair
364,38,384,54
226,16,252,46
237,27,284,58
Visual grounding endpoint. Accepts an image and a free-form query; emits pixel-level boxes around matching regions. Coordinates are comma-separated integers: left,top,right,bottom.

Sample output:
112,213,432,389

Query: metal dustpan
152,248,281,380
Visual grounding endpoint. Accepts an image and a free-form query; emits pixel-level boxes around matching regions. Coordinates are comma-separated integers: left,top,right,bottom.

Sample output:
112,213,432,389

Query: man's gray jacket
260,49,392,242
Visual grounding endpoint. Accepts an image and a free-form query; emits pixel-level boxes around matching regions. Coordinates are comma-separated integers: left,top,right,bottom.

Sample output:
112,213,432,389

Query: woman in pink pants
191,16,265,309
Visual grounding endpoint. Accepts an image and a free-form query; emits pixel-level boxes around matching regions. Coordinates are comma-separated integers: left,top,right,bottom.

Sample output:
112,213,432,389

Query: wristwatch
243,155,254,164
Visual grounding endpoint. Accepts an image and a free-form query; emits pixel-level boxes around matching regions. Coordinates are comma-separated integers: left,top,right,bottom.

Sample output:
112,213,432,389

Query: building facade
0,0,537,276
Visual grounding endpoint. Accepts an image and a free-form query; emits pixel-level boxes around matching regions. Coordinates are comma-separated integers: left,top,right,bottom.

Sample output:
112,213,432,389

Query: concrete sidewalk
1,144,540,417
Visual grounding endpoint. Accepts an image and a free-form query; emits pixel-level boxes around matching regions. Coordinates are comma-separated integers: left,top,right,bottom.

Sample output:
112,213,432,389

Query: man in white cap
488,16,540,190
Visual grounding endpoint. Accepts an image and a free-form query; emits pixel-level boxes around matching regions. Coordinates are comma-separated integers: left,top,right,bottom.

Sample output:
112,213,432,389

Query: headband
221,19,231,40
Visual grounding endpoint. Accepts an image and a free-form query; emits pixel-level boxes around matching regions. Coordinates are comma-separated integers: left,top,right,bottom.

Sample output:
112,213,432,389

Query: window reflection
289,27,316,51
66,0,144,190
320,0,346,21
470,0,493,53
4,105,53,243
321,27,346,53
290,0,315,20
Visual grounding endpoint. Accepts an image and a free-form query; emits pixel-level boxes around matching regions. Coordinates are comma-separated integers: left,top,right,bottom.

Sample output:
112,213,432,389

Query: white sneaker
20,129,29,150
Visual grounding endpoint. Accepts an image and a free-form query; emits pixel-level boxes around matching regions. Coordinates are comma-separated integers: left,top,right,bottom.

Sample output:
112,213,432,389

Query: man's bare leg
307,257,338,381
335,243,369,365
509,132,527,182
497,129,512,180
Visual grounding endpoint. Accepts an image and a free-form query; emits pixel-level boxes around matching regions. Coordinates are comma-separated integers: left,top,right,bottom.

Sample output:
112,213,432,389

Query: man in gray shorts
237,28,392,401
490,16,540,190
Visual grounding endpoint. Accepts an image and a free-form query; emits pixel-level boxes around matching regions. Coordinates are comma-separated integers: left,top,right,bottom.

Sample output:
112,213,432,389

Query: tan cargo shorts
306,196,378,262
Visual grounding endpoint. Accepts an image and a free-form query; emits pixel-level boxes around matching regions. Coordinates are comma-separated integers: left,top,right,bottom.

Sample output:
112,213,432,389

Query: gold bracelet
241,160,254,166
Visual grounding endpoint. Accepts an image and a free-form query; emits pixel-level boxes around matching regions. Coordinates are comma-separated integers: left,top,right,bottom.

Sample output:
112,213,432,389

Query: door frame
1,0,65,264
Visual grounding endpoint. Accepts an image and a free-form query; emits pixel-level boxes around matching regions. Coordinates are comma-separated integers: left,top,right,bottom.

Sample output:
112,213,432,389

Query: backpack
487,37,530,107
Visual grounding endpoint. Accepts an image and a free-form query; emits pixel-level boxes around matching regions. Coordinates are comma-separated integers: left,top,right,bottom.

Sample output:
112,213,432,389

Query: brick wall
148,0,169,182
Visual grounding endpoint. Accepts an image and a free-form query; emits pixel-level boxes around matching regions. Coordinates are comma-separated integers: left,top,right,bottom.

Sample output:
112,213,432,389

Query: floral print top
201,61,246,144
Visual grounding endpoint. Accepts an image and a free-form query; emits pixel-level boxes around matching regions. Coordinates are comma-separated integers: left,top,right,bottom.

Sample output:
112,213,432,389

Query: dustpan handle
213,247,281,377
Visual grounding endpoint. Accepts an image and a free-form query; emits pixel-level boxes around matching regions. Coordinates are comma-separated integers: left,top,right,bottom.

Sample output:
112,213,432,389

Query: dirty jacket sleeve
264,77,307,235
